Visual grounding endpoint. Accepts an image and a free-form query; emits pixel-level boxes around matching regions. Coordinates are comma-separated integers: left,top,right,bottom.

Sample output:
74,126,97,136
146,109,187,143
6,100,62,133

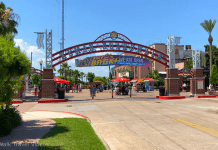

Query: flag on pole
36,33,44,49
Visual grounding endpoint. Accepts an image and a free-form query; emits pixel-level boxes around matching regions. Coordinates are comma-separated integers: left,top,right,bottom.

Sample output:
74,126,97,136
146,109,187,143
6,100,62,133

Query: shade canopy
135,78,155,85
54,78,65,83
54,78,70,83
130,78,139,82
94,81,103,83
112,77,130,82
64,80,70,83
143,78,155,82
111,79,117,82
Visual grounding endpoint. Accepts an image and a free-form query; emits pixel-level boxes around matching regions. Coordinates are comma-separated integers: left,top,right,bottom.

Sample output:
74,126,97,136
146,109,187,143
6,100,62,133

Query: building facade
112,43,192,79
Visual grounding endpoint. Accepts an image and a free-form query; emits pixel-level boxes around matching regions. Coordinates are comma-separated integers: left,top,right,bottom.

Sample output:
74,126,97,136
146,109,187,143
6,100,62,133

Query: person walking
73,83,76,93
35,87,37,97
80,83,83,92
64,85,66,92
67,85,70,93
76,84,79,93
89,84,92,89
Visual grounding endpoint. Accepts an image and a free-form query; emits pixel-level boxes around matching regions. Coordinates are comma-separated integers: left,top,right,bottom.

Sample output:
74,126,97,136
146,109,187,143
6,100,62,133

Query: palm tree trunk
208,36,213,71
109,65,110,77
210,44,212,71
64,69,66,80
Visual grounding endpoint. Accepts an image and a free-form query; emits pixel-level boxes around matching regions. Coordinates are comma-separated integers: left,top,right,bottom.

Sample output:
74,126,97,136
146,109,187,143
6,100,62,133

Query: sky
3,0,218,78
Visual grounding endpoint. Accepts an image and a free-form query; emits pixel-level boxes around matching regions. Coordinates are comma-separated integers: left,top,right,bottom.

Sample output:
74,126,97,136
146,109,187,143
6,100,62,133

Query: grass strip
38,118,106,150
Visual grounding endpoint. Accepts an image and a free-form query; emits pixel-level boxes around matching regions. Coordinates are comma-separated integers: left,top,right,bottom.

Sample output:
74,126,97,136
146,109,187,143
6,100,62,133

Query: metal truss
46,29,53,68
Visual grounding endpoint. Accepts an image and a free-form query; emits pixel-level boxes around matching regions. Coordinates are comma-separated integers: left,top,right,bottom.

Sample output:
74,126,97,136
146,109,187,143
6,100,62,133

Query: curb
158,96,185,99
11,100,22,104
27,110,88,118
198,95,216,98
38,99,68,103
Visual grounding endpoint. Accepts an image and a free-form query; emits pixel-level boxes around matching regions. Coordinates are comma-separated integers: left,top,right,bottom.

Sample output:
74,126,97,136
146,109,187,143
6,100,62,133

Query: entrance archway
51,32,169,68
40,32,174,99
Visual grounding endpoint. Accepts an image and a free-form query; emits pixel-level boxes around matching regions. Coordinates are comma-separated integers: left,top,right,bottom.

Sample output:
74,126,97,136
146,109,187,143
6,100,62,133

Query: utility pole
59,0,65,71
31,52,32,67
62,0,64,51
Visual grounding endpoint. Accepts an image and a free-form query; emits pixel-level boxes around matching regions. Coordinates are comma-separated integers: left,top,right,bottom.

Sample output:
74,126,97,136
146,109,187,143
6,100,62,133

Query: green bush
0,107,22,136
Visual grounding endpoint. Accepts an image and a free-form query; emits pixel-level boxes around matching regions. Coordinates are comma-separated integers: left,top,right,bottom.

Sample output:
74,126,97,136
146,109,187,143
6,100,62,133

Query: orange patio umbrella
135,78,145,85
94,81,103,83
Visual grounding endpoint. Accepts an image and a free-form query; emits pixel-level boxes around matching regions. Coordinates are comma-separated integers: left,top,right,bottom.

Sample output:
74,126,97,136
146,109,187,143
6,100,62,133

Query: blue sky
3,0,218,77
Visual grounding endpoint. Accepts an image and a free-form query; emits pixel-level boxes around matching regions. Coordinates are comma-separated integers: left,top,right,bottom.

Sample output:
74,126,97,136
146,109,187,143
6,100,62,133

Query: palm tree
200,19,217,71
0,2,19,36
80,72,85,83
61,62,69,80
58,68,64,76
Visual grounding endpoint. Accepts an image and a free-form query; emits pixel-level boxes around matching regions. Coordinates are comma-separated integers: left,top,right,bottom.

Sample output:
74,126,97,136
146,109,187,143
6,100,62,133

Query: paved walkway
0,96,86,150
1,89,218,150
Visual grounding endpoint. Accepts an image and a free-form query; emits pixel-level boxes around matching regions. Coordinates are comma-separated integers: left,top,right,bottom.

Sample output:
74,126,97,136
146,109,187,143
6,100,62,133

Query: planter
208,90,218,96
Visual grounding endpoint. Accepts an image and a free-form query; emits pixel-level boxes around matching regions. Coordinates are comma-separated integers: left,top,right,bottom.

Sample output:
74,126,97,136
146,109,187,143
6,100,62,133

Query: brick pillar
190,69,205,96
41,69,54,99
165,68,180,96
38,91,41,99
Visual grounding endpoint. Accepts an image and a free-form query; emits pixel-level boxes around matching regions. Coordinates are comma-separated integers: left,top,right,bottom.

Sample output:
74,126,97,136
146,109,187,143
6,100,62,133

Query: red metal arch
94,32,132,42
52,50,168,68
30,68,43,75
52,41,169,58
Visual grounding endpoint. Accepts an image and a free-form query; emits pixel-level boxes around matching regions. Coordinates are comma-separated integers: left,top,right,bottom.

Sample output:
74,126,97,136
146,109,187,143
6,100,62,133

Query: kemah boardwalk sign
75,55,149,67
51,31,169,68
177,67,194,77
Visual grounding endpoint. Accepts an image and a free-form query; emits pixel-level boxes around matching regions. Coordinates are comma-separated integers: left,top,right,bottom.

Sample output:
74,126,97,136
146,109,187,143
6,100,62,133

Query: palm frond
200,19,217,36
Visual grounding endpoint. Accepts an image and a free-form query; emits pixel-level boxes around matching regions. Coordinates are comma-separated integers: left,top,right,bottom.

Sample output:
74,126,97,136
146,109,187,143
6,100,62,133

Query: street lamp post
39,59,43,79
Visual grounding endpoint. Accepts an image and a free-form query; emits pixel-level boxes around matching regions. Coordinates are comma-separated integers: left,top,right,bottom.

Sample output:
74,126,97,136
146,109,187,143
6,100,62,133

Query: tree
102,76,108,87
200,19,217,71
204,45,218,68
72,69,81,84
58,68,64,76
209,65,218,88
185,57,193,70
60,62,69,80
80,72,85,82
0,2,19,36
30,74,41,86
146,70,164,87
87,72,95,83
0,34,30,108
57,75,64,79
93,76,103,82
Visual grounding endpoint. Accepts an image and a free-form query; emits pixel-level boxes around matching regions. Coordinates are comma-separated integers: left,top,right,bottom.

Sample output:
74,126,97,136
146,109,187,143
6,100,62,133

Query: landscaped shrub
0,107,22,136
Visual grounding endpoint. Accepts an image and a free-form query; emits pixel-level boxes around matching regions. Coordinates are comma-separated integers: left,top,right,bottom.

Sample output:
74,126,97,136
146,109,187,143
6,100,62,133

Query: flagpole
45,29,47,68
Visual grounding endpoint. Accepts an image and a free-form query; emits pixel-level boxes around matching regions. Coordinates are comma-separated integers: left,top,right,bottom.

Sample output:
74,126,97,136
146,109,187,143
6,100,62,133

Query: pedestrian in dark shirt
76,84,79,93
35,87,37,97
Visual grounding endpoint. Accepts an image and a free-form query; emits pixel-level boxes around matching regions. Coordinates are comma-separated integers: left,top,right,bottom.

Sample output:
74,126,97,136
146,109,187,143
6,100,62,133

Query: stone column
165,68,180,96
40,69,54,99
190,69,205,96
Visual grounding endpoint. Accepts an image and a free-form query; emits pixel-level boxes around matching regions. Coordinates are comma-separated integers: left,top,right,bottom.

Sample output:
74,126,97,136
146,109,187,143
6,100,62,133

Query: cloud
14,39,44,59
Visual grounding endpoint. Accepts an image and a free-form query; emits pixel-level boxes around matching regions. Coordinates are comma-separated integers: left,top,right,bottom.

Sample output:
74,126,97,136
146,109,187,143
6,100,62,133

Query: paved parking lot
20,89,218,150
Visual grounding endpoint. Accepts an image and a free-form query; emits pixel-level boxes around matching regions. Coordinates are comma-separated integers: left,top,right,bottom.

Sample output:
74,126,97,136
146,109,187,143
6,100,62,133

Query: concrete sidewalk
0,111,86,150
